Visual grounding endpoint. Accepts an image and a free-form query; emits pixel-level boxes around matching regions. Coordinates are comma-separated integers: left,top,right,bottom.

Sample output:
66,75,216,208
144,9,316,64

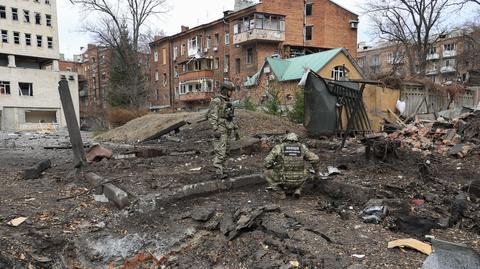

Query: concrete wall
0,67,79,131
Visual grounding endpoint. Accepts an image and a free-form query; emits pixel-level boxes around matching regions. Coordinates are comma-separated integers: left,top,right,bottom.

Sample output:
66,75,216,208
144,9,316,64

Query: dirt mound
96,112,203,143
96,110,305,143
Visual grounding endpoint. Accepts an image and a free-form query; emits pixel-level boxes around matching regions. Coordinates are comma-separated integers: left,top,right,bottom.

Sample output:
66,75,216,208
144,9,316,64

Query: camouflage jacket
264,142,320,182
207,94,236,131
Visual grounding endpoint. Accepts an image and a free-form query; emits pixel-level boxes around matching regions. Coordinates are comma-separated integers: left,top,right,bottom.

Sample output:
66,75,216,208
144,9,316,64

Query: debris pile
386,110,480,157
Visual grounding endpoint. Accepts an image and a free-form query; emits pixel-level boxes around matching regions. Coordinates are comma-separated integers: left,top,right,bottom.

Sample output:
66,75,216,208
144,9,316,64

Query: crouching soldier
207,82,239,179
264,133,320,198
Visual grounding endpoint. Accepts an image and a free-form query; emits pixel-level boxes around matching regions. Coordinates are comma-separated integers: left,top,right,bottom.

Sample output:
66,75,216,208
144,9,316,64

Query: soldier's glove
213,129,221,139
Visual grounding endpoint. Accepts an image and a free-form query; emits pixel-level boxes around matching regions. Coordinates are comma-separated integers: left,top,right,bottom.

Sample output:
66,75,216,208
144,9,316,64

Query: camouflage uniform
264,133,320,195
207,83,237,176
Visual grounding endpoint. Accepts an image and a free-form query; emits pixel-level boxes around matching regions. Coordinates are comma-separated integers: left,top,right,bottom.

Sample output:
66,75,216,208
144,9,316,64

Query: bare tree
363,0,456,78
71,0,168,108
454,21,480,80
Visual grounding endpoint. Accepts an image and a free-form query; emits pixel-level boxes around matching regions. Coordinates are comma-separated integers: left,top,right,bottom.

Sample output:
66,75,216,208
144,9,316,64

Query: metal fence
400,84,479,116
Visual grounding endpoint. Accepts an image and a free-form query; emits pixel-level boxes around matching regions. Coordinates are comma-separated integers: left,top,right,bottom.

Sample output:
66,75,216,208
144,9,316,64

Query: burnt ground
0,112,479,269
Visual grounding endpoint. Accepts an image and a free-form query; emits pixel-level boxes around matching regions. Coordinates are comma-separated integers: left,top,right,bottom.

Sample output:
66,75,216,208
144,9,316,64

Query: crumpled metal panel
422,239,480,269
304,72,337,136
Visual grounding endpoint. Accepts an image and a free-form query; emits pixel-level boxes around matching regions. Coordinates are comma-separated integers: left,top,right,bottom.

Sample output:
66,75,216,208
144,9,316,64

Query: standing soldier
264,133,321,198
207,82,238,179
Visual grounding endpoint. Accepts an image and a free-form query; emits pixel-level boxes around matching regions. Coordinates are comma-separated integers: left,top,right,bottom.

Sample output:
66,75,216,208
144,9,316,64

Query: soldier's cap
285,133,298,142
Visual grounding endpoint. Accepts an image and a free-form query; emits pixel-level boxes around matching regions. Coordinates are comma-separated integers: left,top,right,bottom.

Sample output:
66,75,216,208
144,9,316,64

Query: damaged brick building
149,0,359,109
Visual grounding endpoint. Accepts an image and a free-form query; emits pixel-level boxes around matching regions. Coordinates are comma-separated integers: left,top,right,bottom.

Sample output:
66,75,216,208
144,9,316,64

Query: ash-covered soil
0,112,479,268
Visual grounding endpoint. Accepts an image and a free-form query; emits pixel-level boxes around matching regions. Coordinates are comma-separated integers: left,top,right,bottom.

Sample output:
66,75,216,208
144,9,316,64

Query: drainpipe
168,37,175,110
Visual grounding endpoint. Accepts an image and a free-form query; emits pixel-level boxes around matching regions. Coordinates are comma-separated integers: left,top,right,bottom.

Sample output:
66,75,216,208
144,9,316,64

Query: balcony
234,29,285,45
179,70,214,81
426,69,438,75
426,53,440,60
178,91,215,102
443,50,457,58
441,66,456,73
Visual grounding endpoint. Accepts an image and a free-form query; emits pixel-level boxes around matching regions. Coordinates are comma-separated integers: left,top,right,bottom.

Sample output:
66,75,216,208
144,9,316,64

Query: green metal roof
267,48,343,82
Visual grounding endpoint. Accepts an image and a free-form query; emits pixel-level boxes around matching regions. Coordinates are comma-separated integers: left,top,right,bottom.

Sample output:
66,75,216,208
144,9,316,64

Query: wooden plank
140,121,188,143
387,108,407,127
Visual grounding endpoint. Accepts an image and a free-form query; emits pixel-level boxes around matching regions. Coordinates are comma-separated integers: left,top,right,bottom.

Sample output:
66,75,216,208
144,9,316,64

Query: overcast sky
57,0,476,59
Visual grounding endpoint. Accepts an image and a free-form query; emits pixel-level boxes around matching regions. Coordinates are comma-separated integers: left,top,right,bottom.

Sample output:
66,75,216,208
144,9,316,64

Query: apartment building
0,0,79,131
149,0,359,109
60,44,112,125
357,29,480,84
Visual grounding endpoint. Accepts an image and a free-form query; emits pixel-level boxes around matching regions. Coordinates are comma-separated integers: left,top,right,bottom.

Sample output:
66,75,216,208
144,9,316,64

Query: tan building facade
0,0,79,131
357,29,479,84
149,0,359,109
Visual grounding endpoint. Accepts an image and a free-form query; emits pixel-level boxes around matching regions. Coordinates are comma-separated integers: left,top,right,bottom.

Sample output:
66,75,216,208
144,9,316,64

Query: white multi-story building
0,0,79,131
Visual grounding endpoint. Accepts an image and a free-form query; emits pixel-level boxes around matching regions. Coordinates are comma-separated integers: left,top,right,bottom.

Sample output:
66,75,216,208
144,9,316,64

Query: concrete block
103,183,130,209
85,172,104,195
24,159,51,180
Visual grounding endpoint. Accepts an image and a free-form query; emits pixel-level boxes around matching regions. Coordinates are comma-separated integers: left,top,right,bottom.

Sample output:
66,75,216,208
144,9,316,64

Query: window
235,58,241,74
35,13,41,25
155,71,159,81
24,10,30,23
173,47,178,60
46,14,51,26
331,66,348,80
91,57,96,63
214,33,219,47
45,0,50,4
34,0,40,3
13,32,20,44
181,44,185,56
162,48,167,65
0,81,11,95
0,6,5,19
101,72,106,80
1,30,7,43
18,83,33,96
206,36,211,49
214,57,219,69
246,48,253,64
163,73,167,86
305,26,313,41
225,32,230,45
224,55,230,72
372,55,380,66
305,3,313,16
36,35,42,47
25,33,31,46
12,8,18,21
428,46,437,55
154,50,158,62
444,43,456,51
47,37,53,48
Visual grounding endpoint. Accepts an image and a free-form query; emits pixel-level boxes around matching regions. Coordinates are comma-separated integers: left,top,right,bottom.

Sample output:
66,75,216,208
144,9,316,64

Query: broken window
224,32,230,45
214,57,219,69
1,30,7,43
0,6,5,19
36,35,42,47
181,44,185,56
35,12,41,25
173,47,178,59
0,81,11,95
246,48,253,64
25,33,31,46
163,73,167,86
206,35,211,49
46,14,51,26
162,48,167,65
305,26,313,41
24,10,30,23
154,50,158,62
18,82,33,96
331,66,348,81
224,55,230,72
305,3,313,16
214,33,219,47
235,58,241,74
12,8,18,20
47,37,52,48
13,32,19,44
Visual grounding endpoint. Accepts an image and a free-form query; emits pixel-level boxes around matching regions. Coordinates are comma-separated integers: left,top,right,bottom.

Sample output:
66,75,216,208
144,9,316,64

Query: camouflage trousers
213,131,230,174
263,169,306,191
